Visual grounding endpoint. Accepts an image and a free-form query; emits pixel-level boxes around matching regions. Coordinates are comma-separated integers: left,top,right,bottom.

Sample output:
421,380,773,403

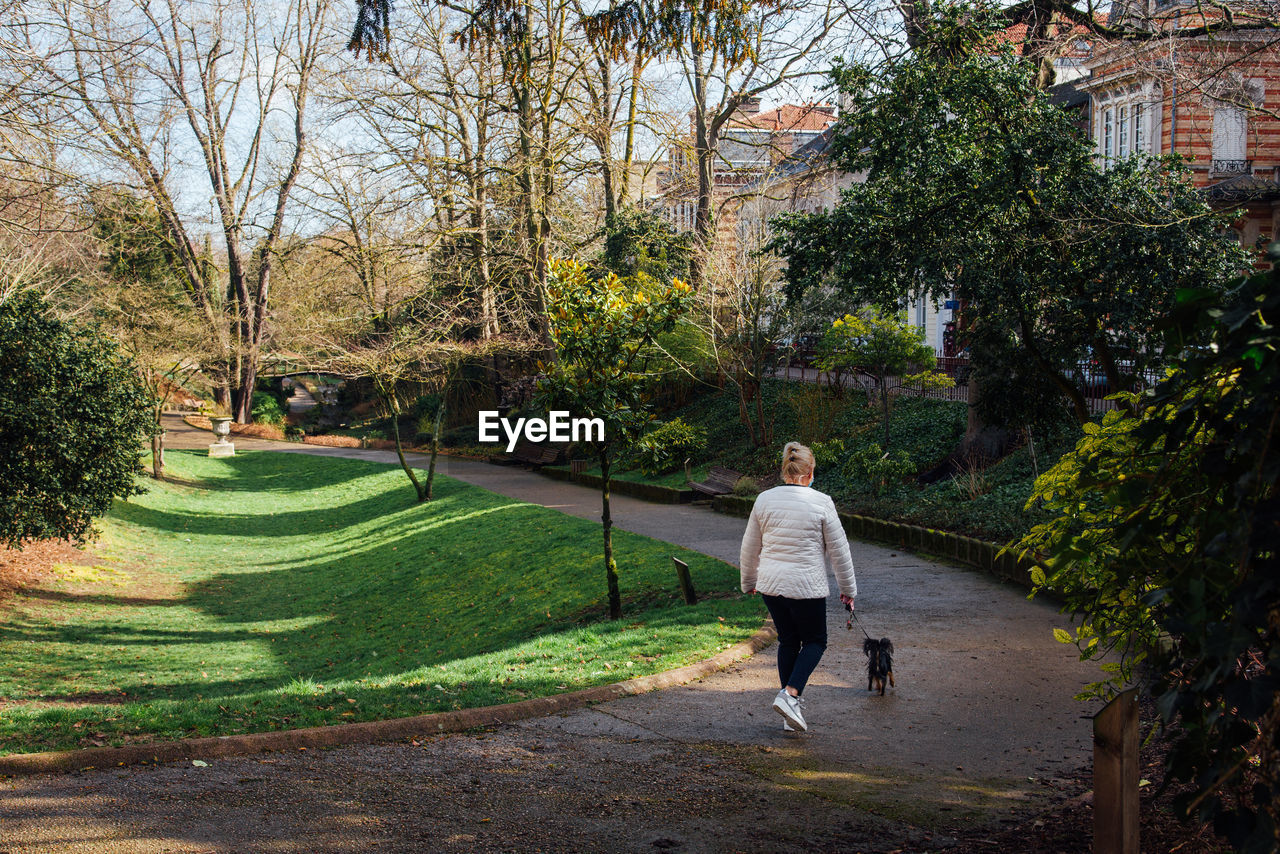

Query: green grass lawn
0,451,761,755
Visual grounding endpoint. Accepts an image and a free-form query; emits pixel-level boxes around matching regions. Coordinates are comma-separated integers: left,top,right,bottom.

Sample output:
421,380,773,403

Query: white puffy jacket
739,484,857,600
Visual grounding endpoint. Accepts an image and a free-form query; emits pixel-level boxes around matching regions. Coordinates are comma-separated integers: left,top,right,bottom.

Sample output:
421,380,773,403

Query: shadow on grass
0,597,762,754
179,498,738,688
18,589,181,608
109,491,431,540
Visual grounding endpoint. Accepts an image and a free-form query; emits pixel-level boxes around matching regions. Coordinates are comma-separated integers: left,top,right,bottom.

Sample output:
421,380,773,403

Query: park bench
503,442,563,467
688,466,742,497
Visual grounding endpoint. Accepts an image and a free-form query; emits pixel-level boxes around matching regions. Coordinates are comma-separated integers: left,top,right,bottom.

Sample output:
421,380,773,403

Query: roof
1106,0,1273,34
1048,80,1090,110
775,128,835,178
993,15,1105,57
1203,172,1280,204
727,104,836,133
737,127,836,192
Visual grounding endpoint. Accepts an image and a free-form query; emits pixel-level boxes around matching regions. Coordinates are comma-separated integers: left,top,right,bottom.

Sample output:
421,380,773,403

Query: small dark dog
863,637,895,696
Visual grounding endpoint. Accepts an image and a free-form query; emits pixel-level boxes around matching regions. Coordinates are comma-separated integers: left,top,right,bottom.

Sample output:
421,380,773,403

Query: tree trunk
1015,312,1091,424
151,430,165,479
600,448,622,620
472,196,499,340
690,54,713,291
214,383,232,413
754,387,773,447
515,1,545,334
618,52,643,207
425,400,445,501
961,371,1016,461
732,372,765,447
233,354,260,424
599,56,617,220
386,391,428,501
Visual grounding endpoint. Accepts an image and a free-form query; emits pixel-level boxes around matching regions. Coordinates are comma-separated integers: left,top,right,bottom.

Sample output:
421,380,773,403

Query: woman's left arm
739,504,763,594
821,496,857,599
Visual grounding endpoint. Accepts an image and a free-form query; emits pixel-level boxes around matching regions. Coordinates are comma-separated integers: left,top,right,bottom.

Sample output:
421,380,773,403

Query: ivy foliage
1017,251,1280,851
598,206,693,286
0,291,154,548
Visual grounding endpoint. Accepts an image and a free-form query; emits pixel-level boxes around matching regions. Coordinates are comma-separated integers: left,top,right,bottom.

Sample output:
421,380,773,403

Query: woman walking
740,441,856,732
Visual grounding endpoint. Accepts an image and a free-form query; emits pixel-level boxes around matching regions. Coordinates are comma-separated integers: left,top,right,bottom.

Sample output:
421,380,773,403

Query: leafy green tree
0,290,154,548
599,206,692,285
1016,252,1280,851
769,4,1242,450
817,309,952,449
537,259,692,620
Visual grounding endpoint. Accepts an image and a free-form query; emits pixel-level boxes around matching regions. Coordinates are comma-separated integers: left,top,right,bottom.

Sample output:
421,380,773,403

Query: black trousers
760,594,828,695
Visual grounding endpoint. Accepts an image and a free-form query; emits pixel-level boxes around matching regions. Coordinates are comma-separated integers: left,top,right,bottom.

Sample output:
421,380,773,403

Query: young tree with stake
537,259,692,620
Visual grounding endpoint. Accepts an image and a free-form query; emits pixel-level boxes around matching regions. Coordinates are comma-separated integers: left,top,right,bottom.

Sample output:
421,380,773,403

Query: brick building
1079,1,1280,249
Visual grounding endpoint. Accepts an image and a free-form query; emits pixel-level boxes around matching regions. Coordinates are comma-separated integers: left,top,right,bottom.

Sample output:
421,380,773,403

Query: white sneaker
783,720,794,732
772,689,807,731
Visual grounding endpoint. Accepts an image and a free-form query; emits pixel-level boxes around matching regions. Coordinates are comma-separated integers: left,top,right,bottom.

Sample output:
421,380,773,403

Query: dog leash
845,603,871,640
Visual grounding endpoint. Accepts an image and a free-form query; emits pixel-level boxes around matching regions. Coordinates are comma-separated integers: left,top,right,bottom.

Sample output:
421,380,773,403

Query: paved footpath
0,418,1101,853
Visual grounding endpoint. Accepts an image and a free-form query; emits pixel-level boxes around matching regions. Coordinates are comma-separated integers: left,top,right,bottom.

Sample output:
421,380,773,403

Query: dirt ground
0,705,1227,854
0,540,86,605
0,533,1227,853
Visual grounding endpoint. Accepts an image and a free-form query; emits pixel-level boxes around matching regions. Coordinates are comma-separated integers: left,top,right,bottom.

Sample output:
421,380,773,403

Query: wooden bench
688,466,742,497
510,442,563,467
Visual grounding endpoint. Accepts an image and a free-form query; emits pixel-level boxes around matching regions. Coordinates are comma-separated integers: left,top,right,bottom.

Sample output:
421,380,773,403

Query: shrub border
0,626,775,777
712,494,1035,589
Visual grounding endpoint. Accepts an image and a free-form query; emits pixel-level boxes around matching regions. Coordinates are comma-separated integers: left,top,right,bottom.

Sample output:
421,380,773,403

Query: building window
1097,91,1154,165
1213,104,1248,163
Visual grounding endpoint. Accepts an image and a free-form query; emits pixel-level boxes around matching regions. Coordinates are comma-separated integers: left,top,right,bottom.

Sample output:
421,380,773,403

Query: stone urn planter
208,416,235,457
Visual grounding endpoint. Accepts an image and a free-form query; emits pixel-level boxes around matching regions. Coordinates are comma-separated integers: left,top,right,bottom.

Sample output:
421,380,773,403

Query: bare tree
99,277,210,480
337,5,517,341
280,216,474,500
20,0,331,422
585,0,874,290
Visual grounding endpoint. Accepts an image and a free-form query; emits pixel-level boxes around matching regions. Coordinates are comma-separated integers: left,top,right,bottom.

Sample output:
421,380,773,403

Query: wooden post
671,558,697,605
1093,687,1140,854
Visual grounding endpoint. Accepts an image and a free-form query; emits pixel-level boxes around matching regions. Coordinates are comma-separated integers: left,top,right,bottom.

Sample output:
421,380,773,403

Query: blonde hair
781,441,815,482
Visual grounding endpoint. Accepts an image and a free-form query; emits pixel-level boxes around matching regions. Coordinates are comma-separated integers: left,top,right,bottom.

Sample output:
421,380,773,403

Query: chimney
813,103,836,117
737,96,762,115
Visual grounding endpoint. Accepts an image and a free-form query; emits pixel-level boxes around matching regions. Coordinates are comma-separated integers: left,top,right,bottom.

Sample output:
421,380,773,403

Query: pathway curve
0,417,1102,853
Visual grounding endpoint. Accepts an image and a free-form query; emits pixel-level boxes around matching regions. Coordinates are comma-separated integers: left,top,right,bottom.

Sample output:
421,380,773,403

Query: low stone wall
536,466,694,504
571,472,693,504
713,494,1036,589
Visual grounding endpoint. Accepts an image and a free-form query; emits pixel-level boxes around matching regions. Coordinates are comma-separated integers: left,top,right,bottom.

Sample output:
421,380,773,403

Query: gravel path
0,418,1103,852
